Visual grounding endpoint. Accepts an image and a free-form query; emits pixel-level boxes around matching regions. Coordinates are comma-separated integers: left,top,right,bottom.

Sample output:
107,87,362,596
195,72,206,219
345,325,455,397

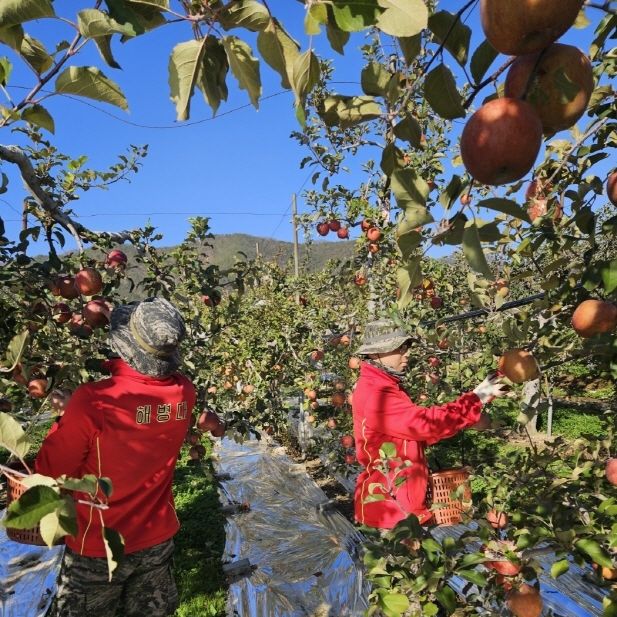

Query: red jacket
36,359,195,557
352,361,482,529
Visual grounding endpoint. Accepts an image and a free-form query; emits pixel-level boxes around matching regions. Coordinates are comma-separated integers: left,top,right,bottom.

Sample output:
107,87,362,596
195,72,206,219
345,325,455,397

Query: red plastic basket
3,467,63,546
426,467,472,526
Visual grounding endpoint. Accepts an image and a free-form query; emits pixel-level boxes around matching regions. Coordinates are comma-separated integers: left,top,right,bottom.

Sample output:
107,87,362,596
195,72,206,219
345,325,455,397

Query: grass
173,441,228,617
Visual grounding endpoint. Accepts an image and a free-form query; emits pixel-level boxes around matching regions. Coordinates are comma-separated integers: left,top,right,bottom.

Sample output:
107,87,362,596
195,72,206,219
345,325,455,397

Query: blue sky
0,1,605,252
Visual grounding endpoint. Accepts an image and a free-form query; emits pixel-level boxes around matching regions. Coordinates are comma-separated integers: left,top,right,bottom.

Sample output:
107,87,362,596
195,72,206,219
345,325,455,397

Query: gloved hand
473,372,509,404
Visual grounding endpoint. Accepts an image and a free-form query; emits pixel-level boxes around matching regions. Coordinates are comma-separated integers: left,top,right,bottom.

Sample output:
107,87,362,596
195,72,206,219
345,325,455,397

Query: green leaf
391,167,429,208
0,25,23,51
424,63,464,119
21,104,54,133
393,115,422,147
197,36,229,116
5,485,63,530
2,329,29,372
168,39,207,121
471,39,498,84
397,256,422,309
377,591,410,616
220,0,270,32
103,527,125,581
319,95,381,128
463,222,494,279
257,18,300,90
423,602,439,616
55,66,128,110
551,558,570,578
361,61,391,96
223,36,261,109
575,539,614,568
435,586,457,613
93,35,121,69
376,0,428,37
62,474,99,494
20,34,53,74
439,175,463,211
457,569,487,587
78,8,137,38
476,197,531,222
601,259,617,294
326,22,349,54
0,411,30,459
0,0,54,27
128,0,169,8
331,0,379,32
398,34,421,65
380,143,405,175
98,477,114,498
428,10,471,66
397,229,422,261
291,49,320,104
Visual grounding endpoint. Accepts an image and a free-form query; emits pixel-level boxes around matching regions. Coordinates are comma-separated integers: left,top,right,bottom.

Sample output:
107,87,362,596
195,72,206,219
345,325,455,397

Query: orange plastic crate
426,467,472,526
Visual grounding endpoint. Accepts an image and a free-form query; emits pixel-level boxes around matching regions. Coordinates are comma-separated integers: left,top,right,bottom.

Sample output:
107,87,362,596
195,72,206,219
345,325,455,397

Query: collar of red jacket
360,360,402,384
101,357,179,384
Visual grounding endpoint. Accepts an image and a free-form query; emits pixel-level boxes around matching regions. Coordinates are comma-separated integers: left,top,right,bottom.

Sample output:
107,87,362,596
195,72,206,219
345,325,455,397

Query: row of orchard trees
0,0,615,614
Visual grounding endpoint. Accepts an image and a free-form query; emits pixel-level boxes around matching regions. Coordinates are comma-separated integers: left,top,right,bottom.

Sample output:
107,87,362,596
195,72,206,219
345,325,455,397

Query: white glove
473,372,509,405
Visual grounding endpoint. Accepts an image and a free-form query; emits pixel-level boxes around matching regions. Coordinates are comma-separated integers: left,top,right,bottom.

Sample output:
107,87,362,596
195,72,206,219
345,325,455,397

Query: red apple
68,313,93,338
606,458,617,486
428,357,441,368
366,227,382,242
55,275,79,300
326,417,337,429
430,297,443,309
487,509,509,529
480,0,584,56
340,434,354,448
505,44,594,134
310,349,324,362
607,171,617,206
460,98,543,186
328,219,341,232
344,453,356,465
74,267,103,296
105,249,128,269
316,222,330,236
360,219,372,232
28,378,48,399
197,410,222,433
572,299,617,337
83,299,111,328
336,227,349,239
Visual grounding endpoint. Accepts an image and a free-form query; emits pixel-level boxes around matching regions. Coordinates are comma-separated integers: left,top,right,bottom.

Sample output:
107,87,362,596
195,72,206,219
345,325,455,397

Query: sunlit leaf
319,95,381,128
0,412,30,459
462,222,494,279
103,527,125,580
21,104,55,134
5,485,63,530
257,18,300,90
376,0,428,37
0,0,54,27
220,0,270,32
55,66,128,110
223,36,261,109
428,10,471,66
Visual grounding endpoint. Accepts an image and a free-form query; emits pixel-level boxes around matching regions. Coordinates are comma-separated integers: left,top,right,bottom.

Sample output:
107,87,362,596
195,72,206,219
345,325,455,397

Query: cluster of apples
48,250,127,339
412,278,443,309
315,218,349,239
186,410,226,460
461,0,594,191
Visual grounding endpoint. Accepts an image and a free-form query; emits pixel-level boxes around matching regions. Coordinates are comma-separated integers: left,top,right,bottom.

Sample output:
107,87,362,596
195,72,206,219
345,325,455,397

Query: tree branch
0,144,135,247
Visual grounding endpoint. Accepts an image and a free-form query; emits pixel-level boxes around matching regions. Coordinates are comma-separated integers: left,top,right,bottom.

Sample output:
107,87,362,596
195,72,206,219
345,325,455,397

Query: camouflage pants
48,538,178,617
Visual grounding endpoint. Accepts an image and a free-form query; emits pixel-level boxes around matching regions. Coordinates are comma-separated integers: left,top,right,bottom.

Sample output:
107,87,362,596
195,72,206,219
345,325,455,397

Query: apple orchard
0,1,616,617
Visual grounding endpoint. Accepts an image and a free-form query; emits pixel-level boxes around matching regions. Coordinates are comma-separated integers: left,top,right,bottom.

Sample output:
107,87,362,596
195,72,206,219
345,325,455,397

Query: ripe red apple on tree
331,392,346,408
506,583,543,617
310,349,324,362
52,302,72,324
105,249,128,269
336,227,349,239
74,267,103,296
348,357,361,370
83,299,111,328
430,296,443,310
28,378,48,399
340,434,354,448
344,453,356,465
606,458,617,486
460,98,543,186
360,219,372,232
428,357,441,368
328,219,341,232
460,193,472,206
480,0,584,56
54,275,80,300
571,299,617,337
354,273,367,286
304,388,317,401
607,171,617,206
366,227,382,242
207,385,217,395
505,44,594,134
68,313,93,339
316,222,330,236
498,349,540,383
339,335,350,346
326,417,337,429
367,242,379,254
197,410,223,433
201,289,221,307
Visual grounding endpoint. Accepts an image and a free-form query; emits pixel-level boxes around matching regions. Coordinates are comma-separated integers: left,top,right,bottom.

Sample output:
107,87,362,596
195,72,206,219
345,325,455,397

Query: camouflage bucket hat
356,319,411,355
109,297,185,377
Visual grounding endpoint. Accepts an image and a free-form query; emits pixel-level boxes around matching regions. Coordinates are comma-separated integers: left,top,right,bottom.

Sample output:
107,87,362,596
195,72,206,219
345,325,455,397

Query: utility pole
291,193,300,304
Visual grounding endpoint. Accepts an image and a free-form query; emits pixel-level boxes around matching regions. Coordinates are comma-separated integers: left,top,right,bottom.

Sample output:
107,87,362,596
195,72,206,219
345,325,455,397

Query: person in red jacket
352,318,508,529
36,297,197,617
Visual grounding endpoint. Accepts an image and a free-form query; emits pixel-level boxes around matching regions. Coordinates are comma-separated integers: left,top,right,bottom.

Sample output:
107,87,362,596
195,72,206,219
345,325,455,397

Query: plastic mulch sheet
213,436,370,617
0,513,64,617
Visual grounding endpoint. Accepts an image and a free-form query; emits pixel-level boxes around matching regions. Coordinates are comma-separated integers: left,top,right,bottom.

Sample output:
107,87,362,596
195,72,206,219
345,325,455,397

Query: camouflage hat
356,318,411,355
109,297,185,376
